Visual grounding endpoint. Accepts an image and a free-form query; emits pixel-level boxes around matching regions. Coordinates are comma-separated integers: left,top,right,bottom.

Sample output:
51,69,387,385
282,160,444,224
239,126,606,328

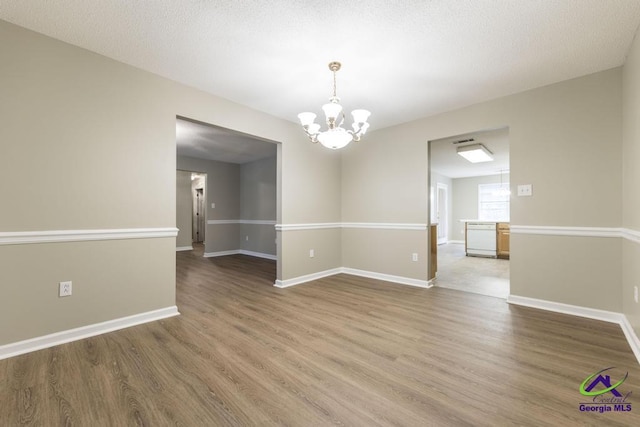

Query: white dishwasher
466,222,497,257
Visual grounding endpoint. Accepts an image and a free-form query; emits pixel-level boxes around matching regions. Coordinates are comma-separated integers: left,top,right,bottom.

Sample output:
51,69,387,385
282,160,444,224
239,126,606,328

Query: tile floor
434,242,510,299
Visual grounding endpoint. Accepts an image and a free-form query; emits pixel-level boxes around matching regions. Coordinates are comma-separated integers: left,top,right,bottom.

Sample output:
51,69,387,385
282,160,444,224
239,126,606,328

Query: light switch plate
517,184,532,196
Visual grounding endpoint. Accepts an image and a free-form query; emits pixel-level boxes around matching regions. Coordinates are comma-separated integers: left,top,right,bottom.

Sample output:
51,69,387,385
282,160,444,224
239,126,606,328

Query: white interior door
436,183,448,244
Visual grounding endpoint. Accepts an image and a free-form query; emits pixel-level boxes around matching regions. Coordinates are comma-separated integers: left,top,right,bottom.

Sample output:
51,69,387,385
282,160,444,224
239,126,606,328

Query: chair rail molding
0,228,179,246
276,223,427,231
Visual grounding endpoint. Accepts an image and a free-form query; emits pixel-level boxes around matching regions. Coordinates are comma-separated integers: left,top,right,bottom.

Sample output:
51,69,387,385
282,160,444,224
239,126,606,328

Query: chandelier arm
300,125,319,143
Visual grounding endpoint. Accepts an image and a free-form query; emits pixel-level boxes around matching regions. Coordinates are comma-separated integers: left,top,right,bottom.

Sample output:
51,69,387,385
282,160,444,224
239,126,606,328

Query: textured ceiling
176,118,276,164
1,1,640,132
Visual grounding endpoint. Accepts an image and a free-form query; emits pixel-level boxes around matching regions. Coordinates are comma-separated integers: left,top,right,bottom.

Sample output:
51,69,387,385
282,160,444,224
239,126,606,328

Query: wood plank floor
2,248,640,426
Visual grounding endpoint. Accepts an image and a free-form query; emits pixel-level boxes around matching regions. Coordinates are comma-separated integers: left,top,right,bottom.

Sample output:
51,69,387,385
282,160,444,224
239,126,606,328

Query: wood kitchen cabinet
429,224,437,280
497,223,510,259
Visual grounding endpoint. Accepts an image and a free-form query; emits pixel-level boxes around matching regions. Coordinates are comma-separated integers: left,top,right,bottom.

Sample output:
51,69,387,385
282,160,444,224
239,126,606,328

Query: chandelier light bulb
297,112,316,127
351,109,371,124
322,102,343,123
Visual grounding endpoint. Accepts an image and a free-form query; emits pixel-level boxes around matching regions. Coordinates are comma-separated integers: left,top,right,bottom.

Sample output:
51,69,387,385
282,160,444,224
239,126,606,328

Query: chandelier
297,61,371,150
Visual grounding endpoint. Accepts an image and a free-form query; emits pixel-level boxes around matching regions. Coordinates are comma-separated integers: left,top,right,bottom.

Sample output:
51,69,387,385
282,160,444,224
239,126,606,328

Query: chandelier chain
332,69,337,98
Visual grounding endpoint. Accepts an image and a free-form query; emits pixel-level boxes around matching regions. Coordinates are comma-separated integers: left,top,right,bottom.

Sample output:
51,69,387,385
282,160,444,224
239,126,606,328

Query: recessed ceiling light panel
457,143,494,163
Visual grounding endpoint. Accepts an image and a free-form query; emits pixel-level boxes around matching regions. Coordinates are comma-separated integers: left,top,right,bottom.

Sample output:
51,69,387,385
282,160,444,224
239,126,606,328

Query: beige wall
342,67,622,311
0,20,339,346
176,170,193,248
2,16,636,349
281,228,342,279
622,27,640,334
342,228,427,279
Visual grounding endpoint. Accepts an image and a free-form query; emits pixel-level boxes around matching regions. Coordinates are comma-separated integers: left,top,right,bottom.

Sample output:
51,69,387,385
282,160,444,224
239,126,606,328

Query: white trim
622,228,640,244
342,223,428,230
176,246,193,251
203,249,276,260
447,240,465,244
207,219,276,225
239,250,277,260
507,295,622,322
510,225,621,238
203,250,241,258
274,268,342,288
620,316,640,365
276,223,342,231
507,295,640,365
0,306,180,360
341,268,432,288
502,225,640,244
276,223,427,231
274,267,431,289
240,220,277,225
0,228,178,246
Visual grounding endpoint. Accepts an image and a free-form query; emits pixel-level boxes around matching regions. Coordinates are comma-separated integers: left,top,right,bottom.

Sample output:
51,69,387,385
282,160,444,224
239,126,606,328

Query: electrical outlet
634,286,638,304
59,281,72,297
245,235,249,241
309,249,315,258
412,253,418,262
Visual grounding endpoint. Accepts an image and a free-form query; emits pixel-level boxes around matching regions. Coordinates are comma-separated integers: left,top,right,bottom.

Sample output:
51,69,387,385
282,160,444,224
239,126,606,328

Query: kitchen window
478,183,510,221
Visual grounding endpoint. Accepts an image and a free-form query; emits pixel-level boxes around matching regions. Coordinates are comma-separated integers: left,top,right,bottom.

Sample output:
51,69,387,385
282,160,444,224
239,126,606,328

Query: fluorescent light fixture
457,143,494,163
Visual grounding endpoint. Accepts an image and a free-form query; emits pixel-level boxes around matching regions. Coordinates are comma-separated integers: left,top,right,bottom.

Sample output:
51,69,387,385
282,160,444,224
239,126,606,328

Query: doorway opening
175,116,280,284
192,174,206,243
436,183,448,245
428,127,510,299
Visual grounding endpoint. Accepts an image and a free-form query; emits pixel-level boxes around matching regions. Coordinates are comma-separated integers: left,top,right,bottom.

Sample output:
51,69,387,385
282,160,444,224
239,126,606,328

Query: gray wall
450,173,510,242
177,155,277,257
240,156,277,256
177,155,240,254
623,28,640,334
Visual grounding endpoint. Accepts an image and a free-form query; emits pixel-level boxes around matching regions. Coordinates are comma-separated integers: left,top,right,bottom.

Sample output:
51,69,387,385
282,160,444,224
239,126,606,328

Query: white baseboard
203,250,240,257
176,246,193,251
274,267,432,289
507,295,640,365
274,268,342,288
203,249,276,260
341,268,432,288
0,306,180,360
620,316,640,365
447,240,465,245
239,250,277,260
